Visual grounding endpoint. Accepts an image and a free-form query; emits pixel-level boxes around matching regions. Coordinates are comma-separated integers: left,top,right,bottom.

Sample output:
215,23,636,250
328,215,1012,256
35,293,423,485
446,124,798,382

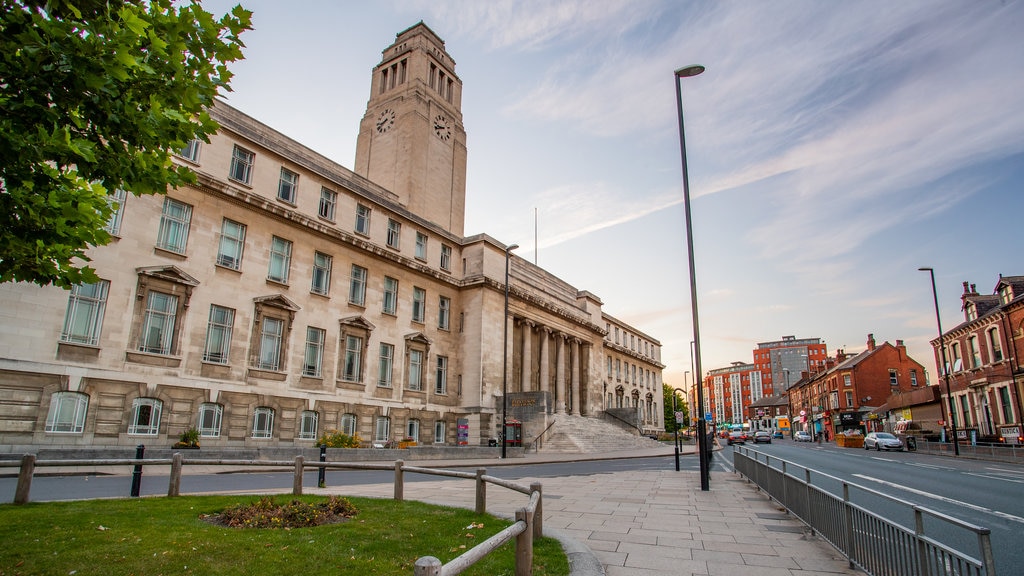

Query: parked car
794,430,812,442
753,430,772,444
772,430,784,439
727,430,747,445
864,432,904,451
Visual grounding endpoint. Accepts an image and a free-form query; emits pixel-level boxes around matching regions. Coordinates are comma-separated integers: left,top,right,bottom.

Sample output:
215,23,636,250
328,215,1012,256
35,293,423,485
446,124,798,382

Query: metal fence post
14,454,35,504
394,460,404,501
515,508,533,576
843,482,855,568
475,468,486,514
293,455,304,496
130,444,145,497
531,482,543,539
168,452,183,497
318,444,327,488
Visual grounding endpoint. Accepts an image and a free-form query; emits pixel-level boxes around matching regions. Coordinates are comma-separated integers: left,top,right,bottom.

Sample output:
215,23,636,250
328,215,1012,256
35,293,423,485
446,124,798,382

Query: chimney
867,333,876,351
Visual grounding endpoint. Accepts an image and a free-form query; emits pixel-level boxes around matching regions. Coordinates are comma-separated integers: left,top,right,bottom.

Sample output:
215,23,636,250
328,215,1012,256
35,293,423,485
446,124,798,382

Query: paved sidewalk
304,446,861,576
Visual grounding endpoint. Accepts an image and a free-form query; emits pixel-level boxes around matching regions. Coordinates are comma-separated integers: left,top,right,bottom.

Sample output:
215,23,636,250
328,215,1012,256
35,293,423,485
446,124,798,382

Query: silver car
864,432,904,451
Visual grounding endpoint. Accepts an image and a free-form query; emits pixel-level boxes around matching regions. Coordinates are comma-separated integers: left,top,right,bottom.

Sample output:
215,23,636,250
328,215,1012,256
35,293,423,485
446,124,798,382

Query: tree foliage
0,0,251,287
662,384,688,433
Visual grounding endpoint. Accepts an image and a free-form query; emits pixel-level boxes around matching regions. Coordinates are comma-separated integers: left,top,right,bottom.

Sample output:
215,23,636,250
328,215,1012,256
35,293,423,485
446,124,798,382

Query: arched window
252,407,274,439
45,392,89,434
128,398,162,435
197,403,223,437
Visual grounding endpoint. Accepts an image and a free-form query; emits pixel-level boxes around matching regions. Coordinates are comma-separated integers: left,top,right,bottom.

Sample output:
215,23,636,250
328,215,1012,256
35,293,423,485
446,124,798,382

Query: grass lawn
0,494,569,575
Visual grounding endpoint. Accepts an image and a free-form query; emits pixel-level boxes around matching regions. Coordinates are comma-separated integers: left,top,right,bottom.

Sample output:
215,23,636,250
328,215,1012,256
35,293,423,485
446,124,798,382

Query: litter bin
487,438,497,447
906,436,917,452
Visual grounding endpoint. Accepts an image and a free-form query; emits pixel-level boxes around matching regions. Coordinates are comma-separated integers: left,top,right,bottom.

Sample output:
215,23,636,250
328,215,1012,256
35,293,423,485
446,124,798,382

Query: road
724,439,1024,575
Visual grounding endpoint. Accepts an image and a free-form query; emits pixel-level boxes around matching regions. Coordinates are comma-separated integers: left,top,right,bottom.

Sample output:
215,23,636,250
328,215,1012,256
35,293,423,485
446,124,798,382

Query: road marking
906,462,955,471
852,473,1024,525
869,456,897,462
986,466,1024,476
965,472,1024,485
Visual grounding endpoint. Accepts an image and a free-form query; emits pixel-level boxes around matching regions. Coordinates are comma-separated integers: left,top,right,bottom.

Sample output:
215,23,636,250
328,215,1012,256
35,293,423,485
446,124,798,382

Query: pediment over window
339,315,375,331
253,294,301,312
136,265,200,287
404,331,432,346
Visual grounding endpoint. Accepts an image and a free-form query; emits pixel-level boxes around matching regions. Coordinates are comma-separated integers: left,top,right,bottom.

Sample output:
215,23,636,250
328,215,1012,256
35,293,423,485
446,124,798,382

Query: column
571,338,581,415
539,327,551,395
520,321,533,392
555,334,566,414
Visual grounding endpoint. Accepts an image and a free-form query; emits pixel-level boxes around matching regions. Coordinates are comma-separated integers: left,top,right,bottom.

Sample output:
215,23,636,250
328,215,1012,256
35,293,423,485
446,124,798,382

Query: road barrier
3,454,543,576
733,446,995,576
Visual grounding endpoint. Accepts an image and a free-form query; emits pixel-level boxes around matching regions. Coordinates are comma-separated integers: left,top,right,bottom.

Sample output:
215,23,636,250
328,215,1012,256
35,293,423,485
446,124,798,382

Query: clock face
375,108,395,134
433,114,451,141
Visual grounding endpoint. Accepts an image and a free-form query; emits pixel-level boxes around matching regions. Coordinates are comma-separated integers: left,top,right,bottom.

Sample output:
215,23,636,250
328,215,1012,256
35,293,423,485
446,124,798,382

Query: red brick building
704,362,763,427
752,336,829,395
927,276,1024,444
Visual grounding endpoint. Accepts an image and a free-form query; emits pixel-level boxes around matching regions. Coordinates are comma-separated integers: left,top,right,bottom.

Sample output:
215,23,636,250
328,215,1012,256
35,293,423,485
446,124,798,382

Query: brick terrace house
926,276,1024,444
788,334,927,439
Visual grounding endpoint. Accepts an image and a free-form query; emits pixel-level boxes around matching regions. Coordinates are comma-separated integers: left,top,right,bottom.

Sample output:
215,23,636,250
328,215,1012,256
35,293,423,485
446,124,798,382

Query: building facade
927,276,1024,444
704,362,763,426
0,23,664,451
752,335,829,394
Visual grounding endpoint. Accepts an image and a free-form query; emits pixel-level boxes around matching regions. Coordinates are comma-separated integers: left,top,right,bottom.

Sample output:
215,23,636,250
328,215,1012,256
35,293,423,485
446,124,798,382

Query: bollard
318,444,327,488
14,454,36,504
130,444,145,497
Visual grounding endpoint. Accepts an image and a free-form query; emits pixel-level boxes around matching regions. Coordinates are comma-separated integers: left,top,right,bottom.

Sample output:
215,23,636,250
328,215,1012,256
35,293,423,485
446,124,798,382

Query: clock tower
354,22,467,237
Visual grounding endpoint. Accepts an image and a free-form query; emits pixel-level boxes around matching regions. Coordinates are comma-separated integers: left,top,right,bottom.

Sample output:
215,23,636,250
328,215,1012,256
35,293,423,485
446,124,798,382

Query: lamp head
675,65,705,78
918,267,932,272
507,243,519,253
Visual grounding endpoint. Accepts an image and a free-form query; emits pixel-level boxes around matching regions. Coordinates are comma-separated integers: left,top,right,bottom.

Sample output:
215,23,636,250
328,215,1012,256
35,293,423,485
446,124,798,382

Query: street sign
705,413,713,422
674,411,684,423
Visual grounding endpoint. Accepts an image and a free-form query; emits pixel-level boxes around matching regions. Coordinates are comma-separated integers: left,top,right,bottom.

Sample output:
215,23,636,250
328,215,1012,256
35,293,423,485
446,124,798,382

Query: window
843,374,852,387
438,296,450,330
382,277,398,315
299,410,319,440
252,407,274,439
319,187,337,221
311,252,332,295
950,342,962,371
342,335,363,382
179,139,201,162
412,287,425,323
61,280,109,346
434,421,445,444
349,265,367,305
889,369,898,386
105,188,127,235
968,336,982,368
408,349,423,390
139,291,178,354
959,396,969,427
45,392,88,433
435,355,448,394
910,369,919,387
267,236,292,284
155,197,192,254
1000,387,1013,422
375,416,390,443
386,218,401,248
229,145,254,184
440,244,452,271
277,167,299,204
406,419,420,443
355,204,371,235
340,413,357,436
256,317,285,371
378,343,394,387
989,328,1003,362
197,403,223,437
303,327,326,377
128,398,162,435
415,232,428,260
215,219,246,270
202,305,235,364
845,391,854,407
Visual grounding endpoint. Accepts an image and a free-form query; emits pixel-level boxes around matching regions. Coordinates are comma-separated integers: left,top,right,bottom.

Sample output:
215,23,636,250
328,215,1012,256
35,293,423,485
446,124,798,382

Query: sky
199,0,1024,392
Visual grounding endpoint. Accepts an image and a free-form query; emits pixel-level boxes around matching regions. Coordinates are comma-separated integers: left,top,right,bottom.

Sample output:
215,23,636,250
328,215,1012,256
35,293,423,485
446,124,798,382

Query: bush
315,429,362,448
173,426,200,448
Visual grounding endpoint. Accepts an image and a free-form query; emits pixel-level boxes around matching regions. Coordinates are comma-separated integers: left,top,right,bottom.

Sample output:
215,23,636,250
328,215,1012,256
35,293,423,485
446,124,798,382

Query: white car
794,431,812,442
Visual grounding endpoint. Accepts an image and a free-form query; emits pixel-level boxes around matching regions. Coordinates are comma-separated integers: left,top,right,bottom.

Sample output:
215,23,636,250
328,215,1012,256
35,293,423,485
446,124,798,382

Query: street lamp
919,267,960,456
501,243,519,459
675,64,709,491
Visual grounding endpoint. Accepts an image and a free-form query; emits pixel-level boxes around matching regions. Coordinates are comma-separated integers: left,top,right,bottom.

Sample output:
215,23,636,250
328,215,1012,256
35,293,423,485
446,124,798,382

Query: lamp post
675,64,709,490
500,243,519,458
919,267,960,456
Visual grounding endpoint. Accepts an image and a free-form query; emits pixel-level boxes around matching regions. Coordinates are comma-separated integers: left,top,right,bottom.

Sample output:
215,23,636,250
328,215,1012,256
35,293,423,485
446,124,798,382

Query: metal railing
5,454,543,576
733,446,995,576
911,439,1024,463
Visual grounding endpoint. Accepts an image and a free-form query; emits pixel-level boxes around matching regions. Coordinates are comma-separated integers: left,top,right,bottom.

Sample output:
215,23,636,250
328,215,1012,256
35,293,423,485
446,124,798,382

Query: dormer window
999,285,1013,305
965,303,977,321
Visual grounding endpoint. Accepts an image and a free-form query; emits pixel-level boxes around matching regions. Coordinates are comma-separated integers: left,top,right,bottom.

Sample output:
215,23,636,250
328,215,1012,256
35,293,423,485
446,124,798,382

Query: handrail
602,410,643,434
531,420,557,453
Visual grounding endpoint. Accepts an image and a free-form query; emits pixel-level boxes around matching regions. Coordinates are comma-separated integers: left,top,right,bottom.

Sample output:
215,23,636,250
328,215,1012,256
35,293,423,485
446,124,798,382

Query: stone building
0,23,664,451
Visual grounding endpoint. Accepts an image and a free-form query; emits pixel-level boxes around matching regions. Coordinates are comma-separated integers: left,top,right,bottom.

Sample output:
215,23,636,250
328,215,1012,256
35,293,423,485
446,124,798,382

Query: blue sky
200,0,1024,391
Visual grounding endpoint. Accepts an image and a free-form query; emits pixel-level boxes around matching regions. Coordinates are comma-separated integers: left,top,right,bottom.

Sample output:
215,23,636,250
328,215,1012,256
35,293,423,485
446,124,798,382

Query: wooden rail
3,454,545,575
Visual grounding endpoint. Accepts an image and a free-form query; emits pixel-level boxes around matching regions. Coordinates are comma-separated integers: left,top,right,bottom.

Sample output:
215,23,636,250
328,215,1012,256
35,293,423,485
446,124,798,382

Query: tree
662,384,688,434
0,0,251,287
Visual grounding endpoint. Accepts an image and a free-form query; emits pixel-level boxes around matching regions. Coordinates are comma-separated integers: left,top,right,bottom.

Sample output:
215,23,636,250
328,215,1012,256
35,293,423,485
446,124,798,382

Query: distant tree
0,0,252,287
662,384,688,433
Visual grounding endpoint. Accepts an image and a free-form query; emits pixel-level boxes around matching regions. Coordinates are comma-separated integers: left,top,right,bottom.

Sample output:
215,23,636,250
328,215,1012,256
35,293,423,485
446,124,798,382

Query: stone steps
536,414,663,453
